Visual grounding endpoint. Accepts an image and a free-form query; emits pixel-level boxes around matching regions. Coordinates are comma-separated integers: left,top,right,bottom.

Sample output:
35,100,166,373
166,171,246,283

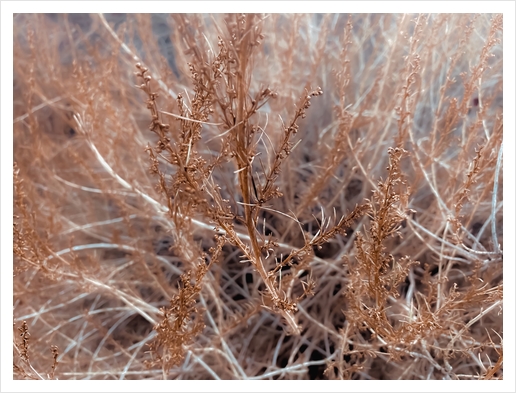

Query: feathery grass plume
13,321,59,380
13,13,502,380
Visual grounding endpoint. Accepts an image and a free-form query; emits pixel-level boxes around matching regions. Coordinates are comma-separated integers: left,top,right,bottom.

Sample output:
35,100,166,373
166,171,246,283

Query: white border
1,1,515,13
2,1,514,392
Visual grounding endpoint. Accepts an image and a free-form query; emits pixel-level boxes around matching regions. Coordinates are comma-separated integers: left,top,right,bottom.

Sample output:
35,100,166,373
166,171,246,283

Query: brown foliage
13,13,503,380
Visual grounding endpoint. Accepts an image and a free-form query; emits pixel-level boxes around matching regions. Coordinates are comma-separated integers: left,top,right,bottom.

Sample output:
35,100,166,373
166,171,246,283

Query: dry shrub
13,13,503,380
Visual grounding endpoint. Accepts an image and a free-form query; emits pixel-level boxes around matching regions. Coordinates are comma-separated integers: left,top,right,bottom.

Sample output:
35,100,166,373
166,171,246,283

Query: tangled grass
12,12,503,381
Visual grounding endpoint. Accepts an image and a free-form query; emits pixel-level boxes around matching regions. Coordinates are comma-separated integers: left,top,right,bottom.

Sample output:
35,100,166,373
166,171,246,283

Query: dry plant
13,13,503,380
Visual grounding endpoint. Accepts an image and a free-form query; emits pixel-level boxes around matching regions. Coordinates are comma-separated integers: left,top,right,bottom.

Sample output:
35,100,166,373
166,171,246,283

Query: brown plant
12,13,503,380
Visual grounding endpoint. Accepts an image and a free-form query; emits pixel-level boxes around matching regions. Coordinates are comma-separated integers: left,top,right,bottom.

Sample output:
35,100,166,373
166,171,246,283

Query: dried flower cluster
13,13,502,380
